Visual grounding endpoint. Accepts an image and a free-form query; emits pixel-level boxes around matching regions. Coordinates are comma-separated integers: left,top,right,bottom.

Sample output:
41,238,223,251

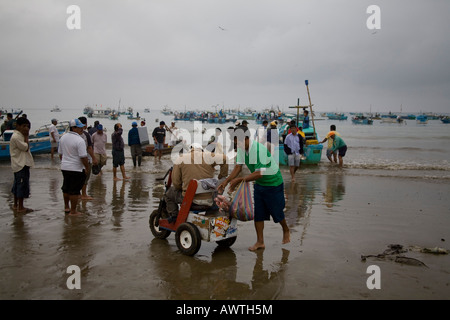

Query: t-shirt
331,135,347,152
58,131,88,172
91,131,107,154
80,130,93,163
152,127,166,143
236,141,283,187
49,124,60,143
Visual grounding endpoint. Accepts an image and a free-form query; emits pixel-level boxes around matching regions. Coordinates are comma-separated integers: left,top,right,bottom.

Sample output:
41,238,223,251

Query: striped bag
229,181,254,221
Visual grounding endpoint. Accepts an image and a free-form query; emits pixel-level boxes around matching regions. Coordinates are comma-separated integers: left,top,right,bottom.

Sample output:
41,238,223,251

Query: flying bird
218,26,226,31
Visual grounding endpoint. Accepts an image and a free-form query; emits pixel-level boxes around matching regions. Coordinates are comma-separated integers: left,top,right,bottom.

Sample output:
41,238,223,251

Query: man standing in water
10,117,34,213
49,118,60,160
218,126,290,251
111,123,130,181
58,119,90,215
152,121,166,161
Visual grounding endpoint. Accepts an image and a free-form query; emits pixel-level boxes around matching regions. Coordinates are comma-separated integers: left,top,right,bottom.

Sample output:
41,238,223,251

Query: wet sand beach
0,152,449,301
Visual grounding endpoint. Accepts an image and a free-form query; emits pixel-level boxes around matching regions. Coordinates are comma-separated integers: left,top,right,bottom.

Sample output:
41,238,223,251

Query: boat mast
305,80,316,139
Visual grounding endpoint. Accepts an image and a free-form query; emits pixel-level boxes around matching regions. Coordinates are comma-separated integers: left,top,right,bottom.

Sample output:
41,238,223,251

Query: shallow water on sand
0,153,449,300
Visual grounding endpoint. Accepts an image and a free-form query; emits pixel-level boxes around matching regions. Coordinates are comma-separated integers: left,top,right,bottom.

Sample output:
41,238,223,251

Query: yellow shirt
325,131,340,149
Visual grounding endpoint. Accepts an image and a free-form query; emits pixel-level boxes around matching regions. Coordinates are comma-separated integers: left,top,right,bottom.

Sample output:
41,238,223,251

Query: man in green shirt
330,132,347,168
218,126,290,251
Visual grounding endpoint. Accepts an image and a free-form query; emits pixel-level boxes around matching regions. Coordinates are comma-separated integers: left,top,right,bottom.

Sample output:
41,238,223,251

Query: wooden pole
305,80,316,139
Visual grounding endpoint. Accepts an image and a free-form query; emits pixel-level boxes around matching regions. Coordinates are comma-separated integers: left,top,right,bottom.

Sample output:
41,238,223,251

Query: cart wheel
175,222,202,256
216,236,237,248
149,209,171,239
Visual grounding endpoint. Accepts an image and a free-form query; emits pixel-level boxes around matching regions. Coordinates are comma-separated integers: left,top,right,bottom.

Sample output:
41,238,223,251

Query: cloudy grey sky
1,0,450,113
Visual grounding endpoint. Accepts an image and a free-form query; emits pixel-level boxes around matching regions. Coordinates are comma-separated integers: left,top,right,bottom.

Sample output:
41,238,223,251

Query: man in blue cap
128,121,142,167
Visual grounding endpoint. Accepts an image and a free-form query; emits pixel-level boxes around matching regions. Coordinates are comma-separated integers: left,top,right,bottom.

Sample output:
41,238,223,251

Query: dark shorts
338,145,347,157
11,166,30,198
112,149,125,167
253,183,285,223
61,170,86,195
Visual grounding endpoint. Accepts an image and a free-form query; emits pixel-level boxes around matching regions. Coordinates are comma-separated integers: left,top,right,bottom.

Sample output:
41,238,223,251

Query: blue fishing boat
441,116,450,124
416,114,428,124
0,130,52,160
326,112,347,120
351,115,373,125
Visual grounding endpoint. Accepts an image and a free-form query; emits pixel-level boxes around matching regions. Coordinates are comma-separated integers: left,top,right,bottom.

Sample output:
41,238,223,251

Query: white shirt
284,133,301,155
58,131,88,172
49,124,60,143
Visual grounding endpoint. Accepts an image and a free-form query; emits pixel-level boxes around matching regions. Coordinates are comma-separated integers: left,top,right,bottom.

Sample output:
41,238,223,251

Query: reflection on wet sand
323,171,346,209
149,239,290,300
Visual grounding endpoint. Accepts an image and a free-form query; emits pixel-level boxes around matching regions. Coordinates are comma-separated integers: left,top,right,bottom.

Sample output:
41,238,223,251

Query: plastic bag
229,181,254,221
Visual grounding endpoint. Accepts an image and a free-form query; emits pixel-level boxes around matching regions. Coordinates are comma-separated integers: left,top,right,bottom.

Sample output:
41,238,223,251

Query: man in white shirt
10,117,35,213
58,119,89,215
284,125,304,182
49,118,60,160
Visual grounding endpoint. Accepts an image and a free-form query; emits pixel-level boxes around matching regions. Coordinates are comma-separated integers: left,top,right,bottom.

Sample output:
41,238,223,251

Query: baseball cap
234,120,241,126
97,124,103,130
242,120,248,125
132,121,138,126
160,121,165,125
51,118,57,123
70,119,84,128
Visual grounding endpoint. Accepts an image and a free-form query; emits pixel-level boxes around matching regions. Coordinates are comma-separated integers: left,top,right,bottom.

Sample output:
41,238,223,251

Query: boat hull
0,137,52,160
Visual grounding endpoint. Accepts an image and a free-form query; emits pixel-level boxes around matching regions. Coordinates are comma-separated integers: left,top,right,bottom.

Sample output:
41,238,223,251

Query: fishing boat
87,108,112,118
381,117,405,124
441,116,450,124
50,105,61,112
144,108,151,113
142,143,174,156
0,130,52,160
416,114,428,124
351,115,373,125
278,80,323,166
326,112,348,120
161,106,173,115
34,121,70,137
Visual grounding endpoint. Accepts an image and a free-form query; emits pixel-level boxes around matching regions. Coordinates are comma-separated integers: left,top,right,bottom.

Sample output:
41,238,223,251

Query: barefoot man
58,119,90,215
218,126,290,251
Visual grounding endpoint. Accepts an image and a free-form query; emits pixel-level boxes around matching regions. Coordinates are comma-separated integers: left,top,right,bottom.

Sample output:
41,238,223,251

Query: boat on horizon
50,105,61,112
351,114,373,125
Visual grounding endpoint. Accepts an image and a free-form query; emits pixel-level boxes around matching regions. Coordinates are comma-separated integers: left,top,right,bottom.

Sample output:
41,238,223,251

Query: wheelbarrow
149,170,237,256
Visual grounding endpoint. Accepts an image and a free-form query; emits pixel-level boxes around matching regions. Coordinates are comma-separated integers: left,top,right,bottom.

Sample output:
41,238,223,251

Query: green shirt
331,135,347,152
236,141,284,187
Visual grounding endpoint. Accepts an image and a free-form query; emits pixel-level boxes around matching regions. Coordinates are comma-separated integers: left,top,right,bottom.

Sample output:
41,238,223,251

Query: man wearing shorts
218,126,290,251
152,121,166,160
284,124,304,182
58,119,90,215
329,132,347,168
49,118,60,160
320,124,340,163
10,117,34,213
91,124,107,175
111,123,130,181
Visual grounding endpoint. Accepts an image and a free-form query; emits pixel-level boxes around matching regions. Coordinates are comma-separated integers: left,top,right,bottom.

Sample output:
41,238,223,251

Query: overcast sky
1,0,450,113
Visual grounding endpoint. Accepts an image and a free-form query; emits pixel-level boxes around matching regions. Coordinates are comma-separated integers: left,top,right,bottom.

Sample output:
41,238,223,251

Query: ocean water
4,107,450,180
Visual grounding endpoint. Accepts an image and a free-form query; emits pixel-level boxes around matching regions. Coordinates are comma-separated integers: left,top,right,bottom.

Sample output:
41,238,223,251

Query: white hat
190,143,203,150
234,120,241,126
69,119,84,128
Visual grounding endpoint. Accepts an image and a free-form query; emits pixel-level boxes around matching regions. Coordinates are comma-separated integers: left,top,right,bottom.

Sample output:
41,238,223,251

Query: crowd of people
7,114,346,251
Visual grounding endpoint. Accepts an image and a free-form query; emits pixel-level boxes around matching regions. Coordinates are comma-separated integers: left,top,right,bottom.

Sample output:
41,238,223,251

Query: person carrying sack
218,126,290,251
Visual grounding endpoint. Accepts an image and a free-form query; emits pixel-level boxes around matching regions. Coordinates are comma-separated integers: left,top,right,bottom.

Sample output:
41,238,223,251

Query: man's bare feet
16,208,34,214
282,231,291,244
113,177,122,181
80,195,93,200
68,211,83,216
248,242,265,251
123,176,130,180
